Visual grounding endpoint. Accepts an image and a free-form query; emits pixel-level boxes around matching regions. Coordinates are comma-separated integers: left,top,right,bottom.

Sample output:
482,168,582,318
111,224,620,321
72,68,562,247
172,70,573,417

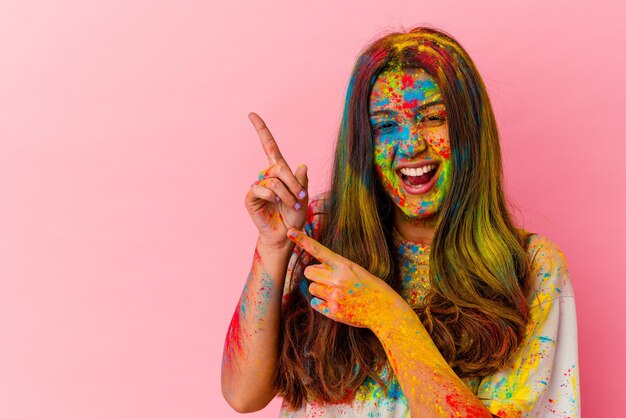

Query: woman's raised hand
245,112,309,250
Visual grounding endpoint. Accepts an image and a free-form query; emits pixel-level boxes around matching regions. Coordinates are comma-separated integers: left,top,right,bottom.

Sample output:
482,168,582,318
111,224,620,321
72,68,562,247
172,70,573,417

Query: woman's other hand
286,228,409,331
245,112,309,250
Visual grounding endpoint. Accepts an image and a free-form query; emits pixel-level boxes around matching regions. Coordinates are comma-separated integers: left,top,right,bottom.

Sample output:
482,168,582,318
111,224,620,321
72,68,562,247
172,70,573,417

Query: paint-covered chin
376,161,452,219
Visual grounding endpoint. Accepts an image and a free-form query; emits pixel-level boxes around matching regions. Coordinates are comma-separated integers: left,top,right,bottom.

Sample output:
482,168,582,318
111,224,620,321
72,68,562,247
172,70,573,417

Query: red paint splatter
223,305,245,370
445,393,492,417
402,74,415,89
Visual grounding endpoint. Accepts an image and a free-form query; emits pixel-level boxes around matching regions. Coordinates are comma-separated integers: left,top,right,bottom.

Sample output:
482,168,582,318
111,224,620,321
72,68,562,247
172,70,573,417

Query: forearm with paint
373,299,493,417
221,238,294,412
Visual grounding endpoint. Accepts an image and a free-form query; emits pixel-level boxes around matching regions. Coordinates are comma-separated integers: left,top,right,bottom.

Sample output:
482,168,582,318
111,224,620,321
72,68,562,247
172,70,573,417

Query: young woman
222,27,580,417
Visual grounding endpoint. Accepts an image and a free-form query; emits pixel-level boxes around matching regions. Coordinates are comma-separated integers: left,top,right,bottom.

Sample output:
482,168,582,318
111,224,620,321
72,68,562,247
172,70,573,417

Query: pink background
0,0,623,416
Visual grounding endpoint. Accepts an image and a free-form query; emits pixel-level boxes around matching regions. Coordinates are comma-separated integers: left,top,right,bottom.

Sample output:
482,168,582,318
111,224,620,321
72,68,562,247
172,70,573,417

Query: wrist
370,293,417,338
257,236,295,255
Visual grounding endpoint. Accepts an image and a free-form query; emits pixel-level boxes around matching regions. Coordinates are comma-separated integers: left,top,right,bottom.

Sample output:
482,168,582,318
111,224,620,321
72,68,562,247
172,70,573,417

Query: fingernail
298,190,306,199
294,202,301,210
287,229,297,238
276,196,280,202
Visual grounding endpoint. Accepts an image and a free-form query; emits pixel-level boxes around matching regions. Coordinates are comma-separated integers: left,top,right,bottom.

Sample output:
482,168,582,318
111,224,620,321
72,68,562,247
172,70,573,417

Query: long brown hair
274,26,534,410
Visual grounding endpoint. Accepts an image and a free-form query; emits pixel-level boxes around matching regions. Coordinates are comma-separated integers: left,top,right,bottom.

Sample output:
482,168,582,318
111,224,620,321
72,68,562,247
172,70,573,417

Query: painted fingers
249,112,307,203
287,228,344,269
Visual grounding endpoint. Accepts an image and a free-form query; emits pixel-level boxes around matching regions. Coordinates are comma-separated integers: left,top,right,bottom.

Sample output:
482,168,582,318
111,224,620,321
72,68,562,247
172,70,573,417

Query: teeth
399,164,435,177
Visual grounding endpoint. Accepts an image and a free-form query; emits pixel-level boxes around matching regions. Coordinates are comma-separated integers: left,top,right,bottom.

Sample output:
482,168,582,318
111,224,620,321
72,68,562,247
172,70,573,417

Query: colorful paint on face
369,68,452,219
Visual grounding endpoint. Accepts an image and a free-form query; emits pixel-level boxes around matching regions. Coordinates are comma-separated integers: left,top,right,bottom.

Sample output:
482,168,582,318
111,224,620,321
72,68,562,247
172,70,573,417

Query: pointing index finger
248,112,286,165
287,228,341,267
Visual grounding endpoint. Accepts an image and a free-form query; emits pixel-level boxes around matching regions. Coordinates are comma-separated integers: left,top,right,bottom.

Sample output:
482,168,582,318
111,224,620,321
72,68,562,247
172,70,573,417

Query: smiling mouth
396,164,438,187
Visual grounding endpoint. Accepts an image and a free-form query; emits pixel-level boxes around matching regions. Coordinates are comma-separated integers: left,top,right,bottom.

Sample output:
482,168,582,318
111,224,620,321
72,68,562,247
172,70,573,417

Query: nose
397,123,427,157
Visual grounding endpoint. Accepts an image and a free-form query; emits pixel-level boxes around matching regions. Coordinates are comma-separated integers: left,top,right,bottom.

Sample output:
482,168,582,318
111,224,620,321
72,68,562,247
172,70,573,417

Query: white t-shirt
279,195,580,417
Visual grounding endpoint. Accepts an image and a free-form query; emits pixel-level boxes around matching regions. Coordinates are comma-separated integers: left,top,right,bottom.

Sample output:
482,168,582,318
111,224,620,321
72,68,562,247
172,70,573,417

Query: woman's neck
393,207,438,245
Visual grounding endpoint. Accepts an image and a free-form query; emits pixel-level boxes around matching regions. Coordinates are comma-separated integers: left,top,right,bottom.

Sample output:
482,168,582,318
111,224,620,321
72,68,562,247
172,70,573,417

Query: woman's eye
422,113,446,126
374,121,396,132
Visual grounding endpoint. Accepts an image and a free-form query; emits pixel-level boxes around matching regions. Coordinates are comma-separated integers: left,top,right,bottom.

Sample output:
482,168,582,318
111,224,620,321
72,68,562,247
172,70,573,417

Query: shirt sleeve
476,235,581,418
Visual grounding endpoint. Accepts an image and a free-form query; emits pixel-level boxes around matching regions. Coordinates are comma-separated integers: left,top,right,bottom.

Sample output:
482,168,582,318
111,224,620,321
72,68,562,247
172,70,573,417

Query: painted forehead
369,68,443,115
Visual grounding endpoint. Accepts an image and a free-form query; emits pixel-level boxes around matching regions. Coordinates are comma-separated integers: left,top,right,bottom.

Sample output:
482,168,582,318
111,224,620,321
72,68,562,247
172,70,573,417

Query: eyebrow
369,100,444,117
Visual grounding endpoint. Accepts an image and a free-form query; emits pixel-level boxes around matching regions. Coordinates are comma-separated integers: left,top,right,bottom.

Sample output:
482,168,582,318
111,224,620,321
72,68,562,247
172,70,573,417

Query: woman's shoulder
522,232,575,308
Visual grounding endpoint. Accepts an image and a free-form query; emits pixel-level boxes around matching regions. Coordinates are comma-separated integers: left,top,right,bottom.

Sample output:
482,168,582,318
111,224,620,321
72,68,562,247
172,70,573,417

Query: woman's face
369,67,452,219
